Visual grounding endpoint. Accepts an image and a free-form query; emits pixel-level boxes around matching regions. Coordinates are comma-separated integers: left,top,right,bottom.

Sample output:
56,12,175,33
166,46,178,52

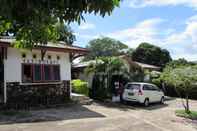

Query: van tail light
138,89,143,95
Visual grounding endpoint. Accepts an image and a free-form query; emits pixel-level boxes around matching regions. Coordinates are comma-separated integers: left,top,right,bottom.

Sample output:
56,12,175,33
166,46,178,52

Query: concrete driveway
0,98,196,131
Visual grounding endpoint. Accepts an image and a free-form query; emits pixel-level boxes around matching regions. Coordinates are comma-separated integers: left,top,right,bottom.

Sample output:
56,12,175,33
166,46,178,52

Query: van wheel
144,99,149,107
160,96,165,104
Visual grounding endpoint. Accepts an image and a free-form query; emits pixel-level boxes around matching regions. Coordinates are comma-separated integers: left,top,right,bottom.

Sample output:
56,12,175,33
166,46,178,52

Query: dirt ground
0,98,196,131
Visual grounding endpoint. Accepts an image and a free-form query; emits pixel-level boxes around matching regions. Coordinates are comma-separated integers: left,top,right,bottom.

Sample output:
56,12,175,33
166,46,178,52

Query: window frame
33,64,43,83
126,84,141,90
22,63,33,83
52,65,61,81
43,64,52,81
22,63,61,83
143,84,159,91
143,84,151,90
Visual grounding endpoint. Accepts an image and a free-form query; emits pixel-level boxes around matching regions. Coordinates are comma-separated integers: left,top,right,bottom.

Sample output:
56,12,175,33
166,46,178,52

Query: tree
125,48,134,57
0,0,121,48
165,58,196,69
55,23,76,45
85,57,130,99
132,42,172,67
84,37,129,61
159,65,197,113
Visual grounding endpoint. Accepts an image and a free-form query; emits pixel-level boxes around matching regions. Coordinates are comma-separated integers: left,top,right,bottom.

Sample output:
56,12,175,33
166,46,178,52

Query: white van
122,82,165,106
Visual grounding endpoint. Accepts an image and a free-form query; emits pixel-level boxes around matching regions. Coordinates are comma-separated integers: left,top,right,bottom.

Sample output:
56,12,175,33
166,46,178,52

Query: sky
71,0,197,61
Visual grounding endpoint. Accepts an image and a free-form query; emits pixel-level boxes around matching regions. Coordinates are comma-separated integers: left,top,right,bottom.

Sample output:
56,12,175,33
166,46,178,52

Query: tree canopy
84,37,129,61
55,23,76,45
0,0,121,48
159,65,197,112
132,42,172,67
165,58,196,69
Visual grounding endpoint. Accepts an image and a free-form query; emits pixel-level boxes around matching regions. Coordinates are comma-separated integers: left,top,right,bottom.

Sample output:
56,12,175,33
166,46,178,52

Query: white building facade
0,39,88,106
4,47,71,83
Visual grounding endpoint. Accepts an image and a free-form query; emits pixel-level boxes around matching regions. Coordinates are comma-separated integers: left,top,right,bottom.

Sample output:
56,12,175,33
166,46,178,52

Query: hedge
71,79,89,96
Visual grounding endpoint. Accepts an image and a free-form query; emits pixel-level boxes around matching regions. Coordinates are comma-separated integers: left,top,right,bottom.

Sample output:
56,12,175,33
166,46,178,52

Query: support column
3,81,6,103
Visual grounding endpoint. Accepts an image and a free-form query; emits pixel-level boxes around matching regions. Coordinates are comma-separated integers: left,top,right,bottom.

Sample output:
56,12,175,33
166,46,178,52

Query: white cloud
165,15,197,45
74,32,99,40
107,18,165,48
104,16,197,61
128,0,197,9
78,22,95,30
163,16,197,60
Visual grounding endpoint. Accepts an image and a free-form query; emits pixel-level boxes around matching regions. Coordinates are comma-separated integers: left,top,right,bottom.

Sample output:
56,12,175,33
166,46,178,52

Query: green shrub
71,79,89,96
175,110,197,120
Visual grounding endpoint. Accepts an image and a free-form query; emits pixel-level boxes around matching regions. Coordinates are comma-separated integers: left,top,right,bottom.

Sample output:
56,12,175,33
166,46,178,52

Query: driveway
0,98,196,131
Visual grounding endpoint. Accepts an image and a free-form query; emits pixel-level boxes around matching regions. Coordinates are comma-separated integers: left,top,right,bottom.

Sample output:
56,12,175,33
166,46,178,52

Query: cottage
72,56,161,87
0,38,88,106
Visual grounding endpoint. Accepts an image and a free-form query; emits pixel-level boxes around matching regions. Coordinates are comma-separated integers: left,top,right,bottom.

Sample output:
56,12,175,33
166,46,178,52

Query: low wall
5,81,70,109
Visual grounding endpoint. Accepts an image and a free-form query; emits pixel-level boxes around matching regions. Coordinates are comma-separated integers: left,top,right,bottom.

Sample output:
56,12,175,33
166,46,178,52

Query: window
53,65,60,80
44,65,51,80
22,64,60,83
22,64,32,83
151,85,159,91
34,65,42,81
143,85,151,90
143,85,159,91
125,84,140,90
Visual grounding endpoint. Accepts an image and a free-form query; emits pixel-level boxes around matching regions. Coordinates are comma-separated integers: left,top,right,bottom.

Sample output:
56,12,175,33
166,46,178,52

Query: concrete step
71,93,93,105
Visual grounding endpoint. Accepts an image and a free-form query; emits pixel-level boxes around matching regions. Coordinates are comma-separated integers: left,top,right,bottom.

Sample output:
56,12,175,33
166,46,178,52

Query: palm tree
85,57,130,99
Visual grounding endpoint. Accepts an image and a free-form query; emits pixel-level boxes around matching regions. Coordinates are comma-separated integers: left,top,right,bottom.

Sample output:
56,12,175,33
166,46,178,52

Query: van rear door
124,84,141,99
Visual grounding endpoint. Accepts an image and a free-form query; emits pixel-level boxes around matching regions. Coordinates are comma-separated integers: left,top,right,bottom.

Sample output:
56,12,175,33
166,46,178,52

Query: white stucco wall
4,47,71,83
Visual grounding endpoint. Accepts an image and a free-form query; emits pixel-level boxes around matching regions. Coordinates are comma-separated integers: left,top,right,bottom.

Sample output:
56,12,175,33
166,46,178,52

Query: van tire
144,98,149,107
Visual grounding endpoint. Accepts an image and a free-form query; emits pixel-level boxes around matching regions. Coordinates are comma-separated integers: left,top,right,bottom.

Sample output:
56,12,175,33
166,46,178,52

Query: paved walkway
0,98,196,131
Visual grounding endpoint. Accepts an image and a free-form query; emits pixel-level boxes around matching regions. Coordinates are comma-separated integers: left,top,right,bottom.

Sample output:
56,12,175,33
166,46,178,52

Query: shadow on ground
91,99,168,111
92,100,137,111
0,104,105,125
0,97,177,125
122,101,169,110
120,96,176,110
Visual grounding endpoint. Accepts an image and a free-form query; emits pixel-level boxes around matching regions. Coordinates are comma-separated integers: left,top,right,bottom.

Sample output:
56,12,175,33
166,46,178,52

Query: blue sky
71,0,197,61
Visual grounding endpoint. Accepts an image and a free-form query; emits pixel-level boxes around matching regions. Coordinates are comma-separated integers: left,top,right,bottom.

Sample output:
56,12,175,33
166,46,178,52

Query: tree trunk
174,85,187,110
185,95,190,113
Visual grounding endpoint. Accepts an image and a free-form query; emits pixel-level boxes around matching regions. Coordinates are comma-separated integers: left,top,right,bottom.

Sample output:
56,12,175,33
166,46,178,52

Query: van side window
151,85,159,91
126,84,140,90
143,85,151,90
143,85,159,91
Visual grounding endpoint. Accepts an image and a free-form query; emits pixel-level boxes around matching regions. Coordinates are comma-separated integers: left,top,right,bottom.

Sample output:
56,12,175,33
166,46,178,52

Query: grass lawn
175,110,197,120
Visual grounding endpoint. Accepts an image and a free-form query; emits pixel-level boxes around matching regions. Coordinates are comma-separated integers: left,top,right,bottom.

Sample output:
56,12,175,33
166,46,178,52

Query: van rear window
125,84,140,90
